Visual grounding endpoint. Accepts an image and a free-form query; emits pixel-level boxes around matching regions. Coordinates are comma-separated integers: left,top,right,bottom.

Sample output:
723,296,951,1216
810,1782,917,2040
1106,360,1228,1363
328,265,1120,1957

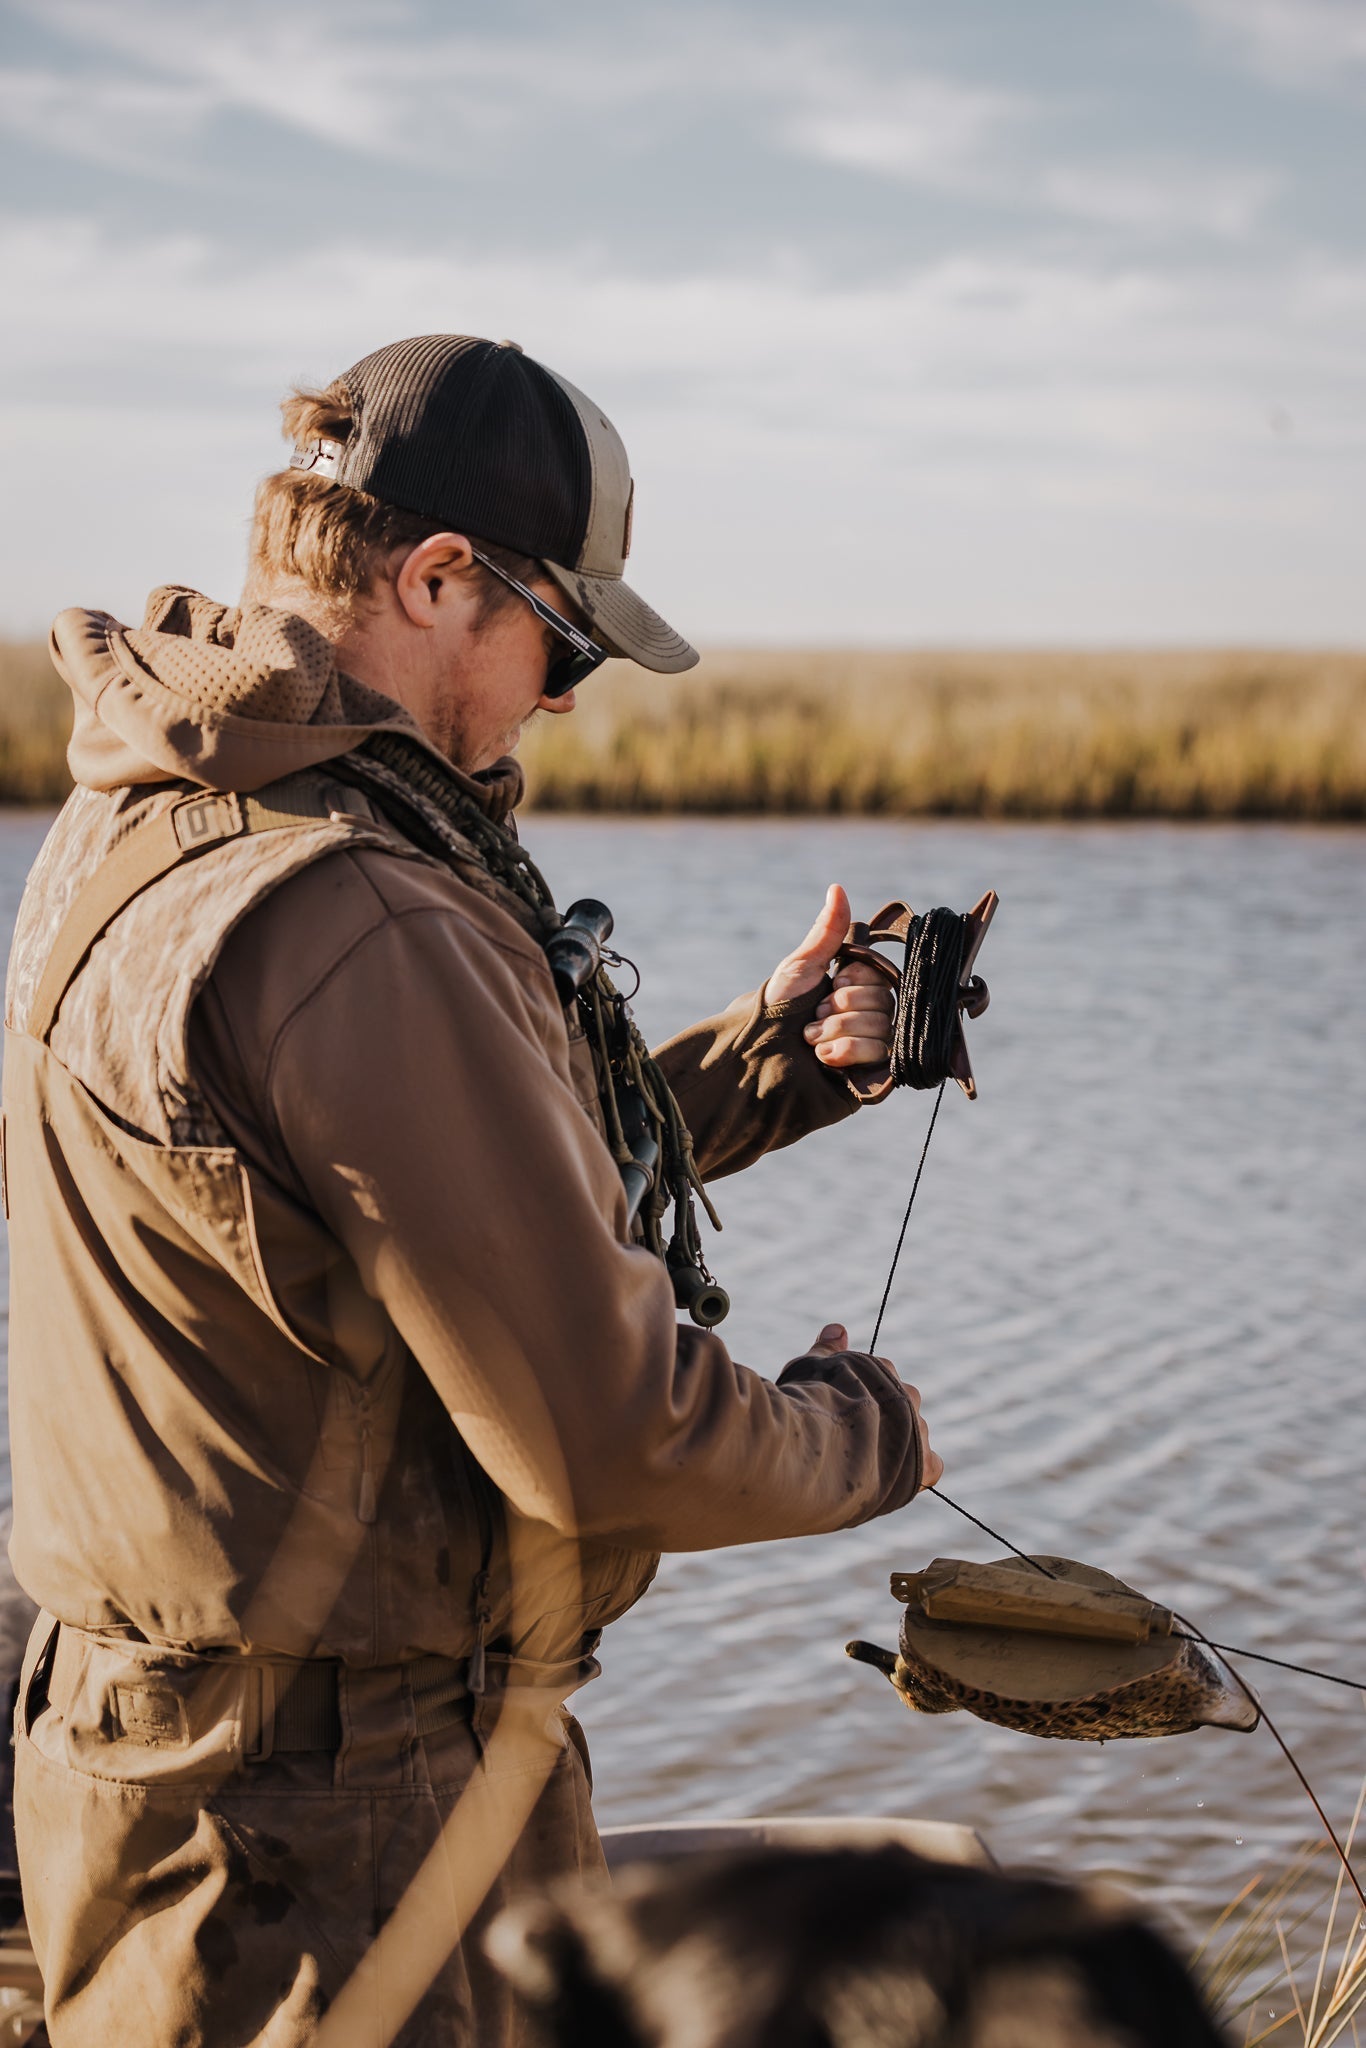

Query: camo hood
49,584,522,819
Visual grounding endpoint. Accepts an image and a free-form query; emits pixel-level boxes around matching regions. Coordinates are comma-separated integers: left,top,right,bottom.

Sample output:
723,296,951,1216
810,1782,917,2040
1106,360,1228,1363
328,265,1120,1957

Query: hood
50,585,523,822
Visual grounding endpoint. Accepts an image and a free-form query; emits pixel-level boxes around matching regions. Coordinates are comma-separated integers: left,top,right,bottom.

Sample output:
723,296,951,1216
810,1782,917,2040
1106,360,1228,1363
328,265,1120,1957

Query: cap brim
541,562,698,675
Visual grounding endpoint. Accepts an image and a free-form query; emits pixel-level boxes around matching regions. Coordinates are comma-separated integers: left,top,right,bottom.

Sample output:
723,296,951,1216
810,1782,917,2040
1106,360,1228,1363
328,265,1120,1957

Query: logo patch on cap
289,439,344,479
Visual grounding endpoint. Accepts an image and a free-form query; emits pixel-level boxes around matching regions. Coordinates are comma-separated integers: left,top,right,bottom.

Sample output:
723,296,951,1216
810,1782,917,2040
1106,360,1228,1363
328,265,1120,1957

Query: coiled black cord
890,908,969,1089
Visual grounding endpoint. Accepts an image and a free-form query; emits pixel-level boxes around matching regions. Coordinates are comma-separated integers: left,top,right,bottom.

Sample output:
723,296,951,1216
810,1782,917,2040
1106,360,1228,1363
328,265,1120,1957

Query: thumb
766,884,851,1004
794,883,851,967
811,1322,849,1355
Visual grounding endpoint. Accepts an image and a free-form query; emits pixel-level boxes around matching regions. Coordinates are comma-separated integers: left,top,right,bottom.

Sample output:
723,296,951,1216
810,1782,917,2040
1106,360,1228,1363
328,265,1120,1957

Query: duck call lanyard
336,733,728,1328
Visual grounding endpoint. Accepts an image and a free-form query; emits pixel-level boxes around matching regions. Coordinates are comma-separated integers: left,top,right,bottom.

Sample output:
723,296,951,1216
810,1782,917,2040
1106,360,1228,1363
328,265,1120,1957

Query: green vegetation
4,639,1364,818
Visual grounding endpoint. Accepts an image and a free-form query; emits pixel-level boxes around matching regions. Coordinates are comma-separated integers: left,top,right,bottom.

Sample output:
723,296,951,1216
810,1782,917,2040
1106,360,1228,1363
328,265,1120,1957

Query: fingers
830,959,891,989
804,982,894,1066
866,1364,943,1493
901,1380,944,1490
808,1034,890,1068
809,1322,850,1356
815,985,895,1018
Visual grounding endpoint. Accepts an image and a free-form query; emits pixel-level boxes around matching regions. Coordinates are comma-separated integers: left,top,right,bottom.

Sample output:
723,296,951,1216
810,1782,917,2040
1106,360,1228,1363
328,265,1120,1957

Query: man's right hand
809,1323,944,1492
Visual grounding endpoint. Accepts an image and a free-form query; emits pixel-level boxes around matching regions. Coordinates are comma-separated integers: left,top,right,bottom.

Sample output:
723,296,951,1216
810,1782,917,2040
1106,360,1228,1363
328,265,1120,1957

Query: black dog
487,1843,1226,2047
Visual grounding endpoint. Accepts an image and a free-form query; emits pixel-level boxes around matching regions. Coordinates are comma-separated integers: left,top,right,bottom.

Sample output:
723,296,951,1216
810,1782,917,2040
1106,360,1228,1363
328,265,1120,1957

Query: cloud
5,218,1362,639
4,0,1284,259
7,0,426,155
2,1,1359,638
771,63,1024,187
5,211,1361,459
8,0,1024,194
1174,0,1366,93
1041,163,1280,241
0,65,216,175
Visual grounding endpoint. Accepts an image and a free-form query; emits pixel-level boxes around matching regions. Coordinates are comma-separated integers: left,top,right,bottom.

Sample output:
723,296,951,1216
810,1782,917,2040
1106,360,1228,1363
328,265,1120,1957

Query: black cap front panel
338,335,594,563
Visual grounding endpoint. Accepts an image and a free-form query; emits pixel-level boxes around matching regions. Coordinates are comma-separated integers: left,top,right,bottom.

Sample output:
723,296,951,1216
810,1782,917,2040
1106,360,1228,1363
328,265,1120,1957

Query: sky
1,0,1364,645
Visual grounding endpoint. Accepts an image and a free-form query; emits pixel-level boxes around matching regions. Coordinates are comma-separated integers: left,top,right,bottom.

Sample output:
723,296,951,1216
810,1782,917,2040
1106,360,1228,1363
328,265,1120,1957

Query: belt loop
246,1663,276,1764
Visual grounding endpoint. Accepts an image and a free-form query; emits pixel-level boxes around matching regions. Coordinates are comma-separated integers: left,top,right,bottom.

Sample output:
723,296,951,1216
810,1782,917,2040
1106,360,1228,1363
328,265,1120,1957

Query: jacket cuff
738,978,863,1110
656,980,860,1183
777,1348,924,1514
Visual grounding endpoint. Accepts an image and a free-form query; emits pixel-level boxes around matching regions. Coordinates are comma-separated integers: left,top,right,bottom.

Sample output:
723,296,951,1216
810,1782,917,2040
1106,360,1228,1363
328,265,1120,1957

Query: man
3,334,940,2047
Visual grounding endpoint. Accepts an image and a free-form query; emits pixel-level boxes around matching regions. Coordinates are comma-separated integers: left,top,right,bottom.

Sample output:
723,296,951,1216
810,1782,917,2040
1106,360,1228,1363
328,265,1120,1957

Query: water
1,808,1363,1946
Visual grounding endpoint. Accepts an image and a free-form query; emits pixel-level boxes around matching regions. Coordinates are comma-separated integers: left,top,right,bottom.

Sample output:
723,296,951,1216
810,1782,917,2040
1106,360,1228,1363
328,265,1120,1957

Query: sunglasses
470,547,609,700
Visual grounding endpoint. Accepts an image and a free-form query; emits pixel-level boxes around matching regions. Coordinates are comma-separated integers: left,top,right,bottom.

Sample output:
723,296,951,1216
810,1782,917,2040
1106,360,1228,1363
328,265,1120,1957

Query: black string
1172,1635,1366,1696
865,919,1366,1904
1174,1613,1366,1917
891,910,968,1090
922,1491,1366,1692
917,1475,1366,1907
925,1489,1059,1579
868,910,975,1354
869,1082,947,1355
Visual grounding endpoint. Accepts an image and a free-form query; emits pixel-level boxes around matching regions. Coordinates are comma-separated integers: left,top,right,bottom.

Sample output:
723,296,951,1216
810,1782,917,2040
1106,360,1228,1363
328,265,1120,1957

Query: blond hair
247,378,541,618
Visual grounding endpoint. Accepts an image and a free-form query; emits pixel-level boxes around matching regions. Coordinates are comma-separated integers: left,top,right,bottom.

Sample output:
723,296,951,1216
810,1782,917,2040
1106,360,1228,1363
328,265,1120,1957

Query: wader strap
28,779,377,1045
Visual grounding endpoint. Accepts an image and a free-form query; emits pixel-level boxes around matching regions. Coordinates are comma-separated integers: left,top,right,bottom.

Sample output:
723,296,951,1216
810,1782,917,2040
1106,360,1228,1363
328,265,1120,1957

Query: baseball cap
289,334,697,675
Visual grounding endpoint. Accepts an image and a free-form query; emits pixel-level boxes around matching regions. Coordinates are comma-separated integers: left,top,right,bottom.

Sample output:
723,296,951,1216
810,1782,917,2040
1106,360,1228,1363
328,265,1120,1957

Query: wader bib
3,772,608,2048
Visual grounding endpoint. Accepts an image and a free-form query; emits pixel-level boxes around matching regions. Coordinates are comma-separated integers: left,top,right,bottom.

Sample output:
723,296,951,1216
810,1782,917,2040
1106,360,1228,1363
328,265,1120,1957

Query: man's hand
765,884,896,1072
810,1323,943,1490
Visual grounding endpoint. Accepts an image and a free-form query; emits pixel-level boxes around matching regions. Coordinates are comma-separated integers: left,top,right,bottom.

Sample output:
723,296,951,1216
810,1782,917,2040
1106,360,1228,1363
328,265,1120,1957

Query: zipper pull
469,1570,491,1696
356,1424,377,1525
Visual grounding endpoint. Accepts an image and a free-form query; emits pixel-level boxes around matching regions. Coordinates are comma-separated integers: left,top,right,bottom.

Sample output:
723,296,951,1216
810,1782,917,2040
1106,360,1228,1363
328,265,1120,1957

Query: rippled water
1,808,1363,1944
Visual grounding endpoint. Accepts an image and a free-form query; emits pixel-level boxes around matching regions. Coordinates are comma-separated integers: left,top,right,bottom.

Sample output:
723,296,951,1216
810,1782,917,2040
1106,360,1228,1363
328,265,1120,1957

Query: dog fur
486,1843,1226,2047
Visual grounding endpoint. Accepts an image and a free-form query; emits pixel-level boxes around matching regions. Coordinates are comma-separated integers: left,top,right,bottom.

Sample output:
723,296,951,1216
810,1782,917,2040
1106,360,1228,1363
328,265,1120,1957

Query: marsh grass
521,647,1366,819
1198,1780,1366,2046
2,639,1364,817
0,640,75,803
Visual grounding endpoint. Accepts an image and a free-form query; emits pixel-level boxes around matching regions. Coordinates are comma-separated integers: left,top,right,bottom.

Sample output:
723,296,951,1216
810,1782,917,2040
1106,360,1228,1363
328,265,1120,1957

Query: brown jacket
3,588,922,1685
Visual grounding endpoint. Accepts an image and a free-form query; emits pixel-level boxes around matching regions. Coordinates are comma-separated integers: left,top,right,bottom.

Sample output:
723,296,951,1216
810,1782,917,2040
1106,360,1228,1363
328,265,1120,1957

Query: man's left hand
765,884,895,1072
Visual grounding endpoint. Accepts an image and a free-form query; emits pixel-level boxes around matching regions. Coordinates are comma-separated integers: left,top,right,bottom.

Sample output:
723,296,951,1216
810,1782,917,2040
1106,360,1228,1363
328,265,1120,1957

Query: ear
392,532,478,630
484,1895,646,2048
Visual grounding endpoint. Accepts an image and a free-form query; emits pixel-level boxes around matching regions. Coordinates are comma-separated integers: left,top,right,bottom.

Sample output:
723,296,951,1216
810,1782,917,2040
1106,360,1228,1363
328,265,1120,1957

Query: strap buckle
173,792,244,853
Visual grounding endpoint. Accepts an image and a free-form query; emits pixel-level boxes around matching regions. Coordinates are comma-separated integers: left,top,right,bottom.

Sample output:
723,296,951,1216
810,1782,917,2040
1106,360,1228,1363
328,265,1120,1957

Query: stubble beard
440,700,530,775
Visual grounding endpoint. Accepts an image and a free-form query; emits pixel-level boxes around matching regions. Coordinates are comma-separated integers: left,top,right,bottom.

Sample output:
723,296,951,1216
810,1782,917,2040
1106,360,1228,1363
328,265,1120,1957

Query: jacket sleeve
259,885,920,1554
652,982,859,1182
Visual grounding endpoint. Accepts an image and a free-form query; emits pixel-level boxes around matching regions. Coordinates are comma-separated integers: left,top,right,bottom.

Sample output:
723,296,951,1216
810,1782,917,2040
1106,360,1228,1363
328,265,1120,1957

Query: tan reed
521,647,1366,821
3,640,1363,819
